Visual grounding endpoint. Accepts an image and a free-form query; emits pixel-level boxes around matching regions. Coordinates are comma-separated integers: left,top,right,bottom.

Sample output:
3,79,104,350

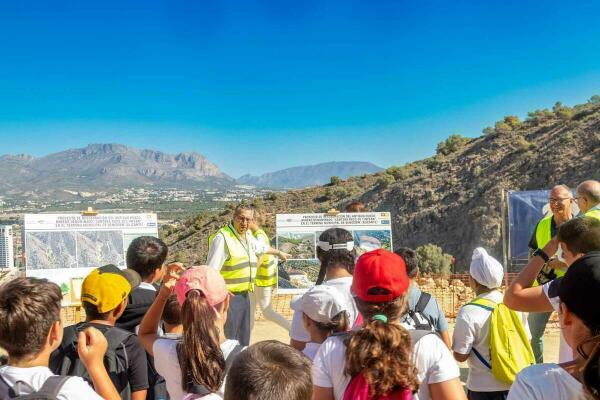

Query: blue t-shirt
407,284,449,333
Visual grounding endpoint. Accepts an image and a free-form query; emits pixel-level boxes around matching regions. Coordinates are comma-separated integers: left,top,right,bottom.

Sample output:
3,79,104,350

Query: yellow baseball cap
81,265,140,313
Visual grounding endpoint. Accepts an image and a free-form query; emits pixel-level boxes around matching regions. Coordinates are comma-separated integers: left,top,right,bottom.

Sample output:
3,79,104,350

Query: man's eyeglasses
548,197,573,204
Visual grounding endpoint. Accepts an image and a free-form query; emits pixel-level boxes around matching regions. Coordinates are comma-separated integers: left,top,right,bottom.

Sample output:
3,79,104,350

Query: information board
275,212,392,293
24,213,158,303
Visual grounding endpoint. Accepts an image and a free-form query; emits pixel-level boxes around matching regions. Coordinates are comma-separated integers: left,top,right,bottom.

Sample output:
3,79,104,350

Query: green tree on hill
416,244,453,275
436,134,470,156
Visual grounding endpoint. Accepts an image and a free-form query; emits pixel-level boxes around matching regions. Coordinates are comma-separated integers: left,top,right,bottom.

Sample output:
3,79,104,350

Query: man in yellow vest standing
575,180,600,220
207,204,290,345
249,211,291,332
527,184,574,363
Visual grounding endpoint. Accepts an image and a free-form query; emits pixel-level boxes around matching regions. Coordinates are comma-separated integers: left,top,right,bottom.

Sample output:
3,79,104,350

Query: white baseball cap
291,285,348,324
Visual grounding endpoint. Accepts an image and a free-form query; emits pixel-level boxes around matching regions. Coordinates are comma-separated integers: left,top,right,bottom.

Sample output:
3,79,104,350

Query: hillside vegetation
162,97,600,269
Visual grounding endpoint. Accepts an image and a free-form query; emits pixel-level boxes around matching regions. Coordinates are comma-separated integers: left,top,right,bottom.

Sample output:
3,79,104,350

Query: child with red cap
312,249,465,400
138,264,244,400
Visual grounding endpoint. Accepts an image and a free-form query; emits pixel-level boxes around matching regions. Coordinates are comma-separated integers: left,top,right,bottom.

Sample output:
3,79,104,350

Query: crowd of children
1,181,600,400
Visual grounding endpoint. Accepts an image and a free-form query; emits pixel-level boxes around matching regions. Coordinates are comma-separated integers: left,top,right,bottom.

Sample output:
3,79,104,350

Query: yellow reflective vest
585,208,600,221
208,225,257,293
534,214,565,284
253,229,278,287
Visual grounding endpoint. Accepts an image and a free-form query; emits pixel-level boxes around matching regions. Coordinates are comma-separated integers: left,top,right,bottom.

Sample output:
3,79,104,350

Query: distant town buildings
0,225,15,269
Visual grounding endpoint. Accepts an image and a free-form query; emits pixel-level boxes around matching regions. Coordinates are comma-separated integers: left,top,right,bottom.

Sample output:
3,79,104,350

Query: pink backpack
342,373,413,400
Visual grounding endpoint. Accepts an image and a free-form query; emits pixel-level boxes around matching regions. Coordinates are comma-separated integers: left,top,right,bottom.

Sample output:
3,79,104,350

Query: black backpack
51,323,133,400
401,292,436,331
0,374,71,400
185,344,244,398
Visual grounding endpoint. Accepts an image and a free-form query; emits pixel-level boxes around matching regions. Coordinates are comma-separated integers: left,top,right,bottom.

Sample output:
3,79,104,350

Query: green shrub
526,109,554,124
415,244,453,275
504,115,521,129
482,126,495,135
330,176,341,185
436,134,470,156
588,95,600,104
265,192,278,201
386,165,411,180
494,121,512,132
516,137,534,152
556,107,574,120
376,173,395,188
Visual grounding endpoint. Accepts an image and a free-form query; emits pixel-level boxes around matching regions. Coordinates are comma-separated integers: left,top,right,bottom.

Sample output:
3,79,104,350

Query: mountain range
162,98,600,269
0,144,386,195
238,161,383,188
0,144,232,195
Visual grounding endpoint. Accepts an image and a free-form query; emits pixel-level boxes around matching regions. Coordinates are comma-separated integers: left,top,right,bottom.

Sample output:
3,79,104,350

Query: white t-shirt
542,280,574,363
452,290,511,392
289,277,358,342
0,365,102,400
153,338,242,400
312,328,460,400
302,342,321,361
507,363,589,400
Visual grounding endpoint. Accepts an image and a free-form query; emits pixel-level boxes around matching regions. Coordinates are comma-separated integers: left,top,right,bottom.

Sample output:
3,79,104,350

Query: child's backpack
401,292,435,331
341,330,434,400
0,374,71,400
467,297,535,384
51,323,133,400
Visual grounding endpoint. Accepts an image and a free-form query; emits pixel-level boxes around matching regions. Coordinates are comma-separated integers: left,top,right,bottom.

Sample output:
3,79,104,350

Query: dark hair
309,311,349,335
162,294,182,326
345,201,366,213
0,277,62,360
557,217,600,255
224,340,312,400
395,247,419,278
315,228,357,285
345,291,419,398
82,301,111,321
177,290,225,393
126,236,168,279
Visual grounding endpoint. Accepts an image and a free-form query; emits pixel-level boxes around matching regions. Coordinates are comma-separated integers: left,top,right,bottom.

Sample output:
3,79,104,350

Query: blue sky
1,1,599,177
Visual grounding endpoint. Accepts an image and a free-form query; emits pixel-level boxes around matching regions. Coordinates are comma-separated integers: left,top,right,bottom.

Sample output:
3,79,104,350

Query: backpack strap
465,298,495,370
415,292,432,313
471,347,492,370
224,344,244,374
33,376,72,398
467,298,497,312
408,329,436,344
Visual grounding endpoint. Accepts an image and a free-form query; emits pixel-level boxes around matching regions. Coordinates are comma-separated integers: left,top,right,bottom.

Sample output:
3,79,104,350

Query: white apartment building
0,225,15,269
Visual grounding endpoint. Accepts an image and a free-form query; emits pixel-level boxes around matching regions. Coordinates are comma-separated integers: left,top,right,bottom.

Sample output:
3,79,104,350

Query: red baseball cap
352,249,410,303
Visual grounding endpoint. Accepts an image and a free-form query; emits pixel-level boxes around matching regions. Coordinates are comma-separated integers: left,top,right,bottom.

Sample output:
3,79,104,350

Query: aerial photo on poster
275,212,392,293
23,213,158,304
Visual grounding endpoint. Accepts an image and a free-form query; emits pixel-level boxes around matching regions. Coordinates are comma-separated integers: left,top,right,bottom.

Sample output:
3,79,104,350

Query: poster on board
275,212,392,294
24,213,158,304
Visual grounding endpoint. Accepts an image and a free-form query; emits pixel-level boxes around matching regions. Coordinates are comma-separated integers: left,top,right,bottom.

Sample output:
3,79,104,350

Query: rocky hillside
237,161,383,188
0,143,233,194
162,99,600,269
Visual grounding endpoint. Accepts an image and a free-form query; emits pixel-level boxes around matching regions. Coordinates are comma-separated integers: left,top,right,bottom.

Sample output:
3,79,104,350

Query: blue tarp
508,190,549,259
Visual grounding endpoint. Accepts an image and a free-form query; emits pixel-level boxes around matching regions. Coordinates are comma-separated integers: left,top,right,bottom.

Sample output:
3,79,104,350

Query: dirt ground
251,318,562,381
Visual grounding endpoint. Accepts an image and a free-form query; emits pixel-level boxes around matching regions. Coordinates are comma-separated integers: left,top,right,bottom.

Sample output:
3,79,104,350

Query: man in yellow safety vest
527,184,574,363
576,180,600,221
249,212,291,332
207,204,289,345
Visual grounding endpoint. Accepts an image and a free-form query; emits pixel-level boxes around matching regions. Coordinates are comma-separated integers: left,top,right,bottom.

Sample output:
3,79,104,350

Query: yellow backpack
468,297,535,384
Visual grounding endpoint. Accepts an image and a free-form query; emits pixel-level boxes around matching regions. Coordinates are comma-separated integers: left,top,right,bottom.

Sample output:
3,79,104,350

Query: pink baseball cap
174,265,229,308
